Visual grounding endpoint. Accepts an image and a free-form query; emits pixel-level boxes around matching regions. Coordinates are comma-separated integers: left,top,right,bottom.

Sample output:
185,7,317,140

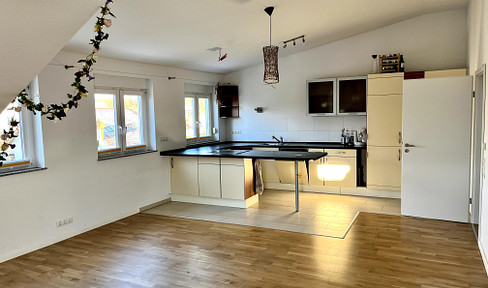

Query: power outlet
232,130,241,135
160,136,169,142
56,217,73,227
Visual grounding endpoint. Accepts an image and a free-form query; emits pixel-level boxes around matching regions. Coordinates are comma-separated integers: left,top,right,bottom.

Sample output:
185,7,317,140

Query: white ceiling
65,0,468,74
0,0,101,109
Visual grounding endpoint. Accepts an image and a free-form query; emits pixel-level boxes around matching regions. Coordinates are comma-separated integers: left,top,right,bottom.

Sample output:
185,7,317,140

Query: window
95,89,148,156
185,93,213,142
0,80,43,172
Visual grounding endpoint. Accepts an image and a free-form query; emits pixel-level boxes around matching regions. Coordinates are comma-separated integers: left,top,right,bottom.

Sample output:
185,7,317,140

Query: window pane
95,93,118,150
124,94,143,147
185,97,196,139
198,98,210,138
0,102,24,162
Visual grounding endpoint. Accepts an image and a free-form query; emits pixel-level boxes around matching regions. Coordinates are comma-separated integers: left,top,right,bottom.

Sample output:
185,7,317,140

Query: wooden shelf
217,85,239,118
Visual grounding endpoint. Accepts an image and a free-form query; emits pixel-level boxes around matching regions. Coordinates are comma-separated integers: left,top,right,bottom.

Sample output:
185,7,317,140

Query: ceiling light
263,6,279,84
282,35,306,49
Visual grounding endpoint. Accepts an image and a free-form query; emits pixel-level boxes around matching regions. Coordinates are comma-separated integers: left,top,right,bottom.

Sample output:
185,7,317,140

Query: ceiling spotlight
282,35,305,49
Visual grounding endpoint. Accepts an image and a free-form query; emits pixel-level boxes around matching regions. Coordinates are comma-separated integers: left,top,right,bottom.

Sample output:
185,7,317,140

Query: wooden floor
0,213,486,287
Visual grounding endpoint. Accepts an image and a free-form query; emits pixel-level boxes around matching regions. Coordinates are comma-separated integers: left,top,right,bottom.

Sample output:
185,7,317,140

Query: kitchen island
161,142,366,211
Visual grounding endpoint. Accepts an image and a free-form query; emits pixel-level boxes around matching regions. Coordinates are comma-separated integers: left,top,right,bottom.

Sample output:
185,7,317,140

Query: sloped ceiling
64,0,468,74
0,0,102,110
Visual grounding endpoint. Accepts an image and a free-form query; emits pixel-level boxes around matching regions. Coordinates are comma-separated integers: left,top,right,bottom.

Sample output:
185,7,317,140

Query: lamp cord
269,14,272,46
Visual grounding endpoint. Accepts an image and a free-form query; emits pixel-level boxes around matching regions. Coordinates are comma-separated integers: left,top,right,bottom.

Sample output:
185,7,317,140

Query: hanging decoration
263,6,279,84
0,0,116,166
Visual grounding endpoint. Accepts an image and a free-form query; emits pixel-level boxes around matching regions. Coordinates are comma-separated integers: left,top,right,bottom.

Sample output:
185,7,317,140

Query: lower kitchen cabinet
308,149,357,188
170,157,198,196
198,158,221,198
367,146,402,191
221,162,245,200
275,160,309,185
324,150,357,188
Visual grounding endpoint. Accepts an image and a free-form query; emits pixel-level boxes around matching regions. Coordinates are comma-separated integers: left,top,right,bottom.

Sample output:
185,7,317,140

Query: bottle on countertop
341,128,346,144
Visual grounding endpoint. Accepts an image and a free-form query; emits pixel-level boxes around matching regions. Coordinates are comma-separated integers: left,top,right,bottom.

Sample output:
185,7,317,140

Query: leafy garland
0,0,115,167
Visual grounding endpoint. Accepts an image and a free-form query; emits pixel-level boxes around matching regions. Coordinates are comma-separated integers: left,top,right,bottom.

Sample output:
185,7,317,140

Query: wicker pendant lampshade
263,6,279,84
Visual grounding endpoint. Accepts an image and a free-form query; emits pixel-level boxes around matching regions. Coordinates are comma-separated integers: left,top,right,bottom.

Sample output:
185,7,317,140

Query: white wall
0,51,222,263
468,0,488,274
223,9,467,143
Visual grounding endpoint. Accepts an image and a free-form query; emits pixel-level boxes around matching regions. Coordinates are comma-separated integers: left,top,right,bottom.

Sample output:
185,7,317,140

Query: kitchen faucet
272,135,284,144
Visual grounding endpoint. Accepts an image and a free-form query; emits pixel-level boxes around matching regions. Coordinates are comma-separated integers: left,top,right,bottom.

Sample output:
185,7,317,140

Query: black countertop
160,141,366,161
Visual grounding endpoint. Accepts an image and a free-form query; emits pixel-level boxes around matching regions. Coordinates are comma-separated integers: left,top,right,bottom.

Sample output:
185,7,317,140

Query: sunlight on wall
317,164,350,181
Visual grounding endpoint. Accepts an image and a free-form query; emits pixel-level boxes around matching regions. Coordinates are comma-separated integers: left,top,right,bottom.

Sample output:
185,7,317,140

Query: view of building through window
0,101,24,163
185,97,196,139
185,94,211,141
95,93,118,151
124,95,144,147
95,90,146,153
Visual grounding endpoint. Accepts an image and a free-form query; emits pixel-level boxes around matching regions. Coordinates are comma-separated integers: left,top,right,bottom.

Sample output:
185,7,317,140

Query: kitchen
1,1,487,285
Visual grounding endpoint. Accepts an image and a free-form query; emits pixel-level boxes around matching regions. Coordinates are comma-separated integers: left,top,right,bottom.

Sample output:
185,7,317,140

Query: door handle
404,143,416,147
398,132,402,144
398,149,401,161
171,157,174,168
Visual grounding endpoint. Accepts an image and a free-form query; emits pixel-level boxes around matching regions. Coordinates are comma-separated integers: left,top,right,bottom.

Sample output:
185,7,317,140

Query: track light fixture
282,35,305,49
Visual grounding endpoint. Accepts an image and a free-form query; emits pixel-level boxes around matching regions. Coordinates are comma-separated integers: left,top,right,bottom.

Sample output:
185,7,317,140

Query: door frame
475,64,487,239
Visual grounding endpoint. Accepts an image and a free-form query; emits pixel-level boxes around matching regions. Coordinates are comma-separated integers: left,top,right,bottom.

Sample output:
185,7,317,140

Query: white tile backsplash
299,131,329,142
344,116,367,131
287,117,315,131
313,117,344,131
262,116,288,131
225,115,365,143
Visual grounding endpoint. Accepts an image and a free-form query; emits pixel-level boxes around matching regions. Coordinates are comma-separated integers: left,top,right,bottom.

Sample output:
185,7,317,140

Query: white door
402,76,472,222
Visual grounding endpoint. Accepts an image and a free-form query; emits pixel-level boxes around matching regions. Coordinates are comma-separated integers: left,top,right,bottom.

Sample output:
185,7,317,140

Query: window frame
185,92,214,144
0,82,41,173
95,87,149,157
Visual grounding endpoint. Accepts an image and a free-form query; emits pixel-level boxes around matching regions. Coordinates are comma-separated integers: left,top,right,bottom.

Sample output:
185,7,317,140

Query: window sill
97,149,158,161
0,166,47,178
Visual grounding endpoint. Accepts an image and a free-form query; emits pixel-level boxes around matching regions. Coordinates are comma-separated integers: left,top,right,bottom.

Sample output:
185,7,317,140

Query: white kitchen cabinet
275,160,309,185
170,157,198,196
221,159,245,200
308,149,325,187
367,146,402,191
367,73,403,192
323,149,357,188
367,95,402,146
367,73,403,95
198,157,221,198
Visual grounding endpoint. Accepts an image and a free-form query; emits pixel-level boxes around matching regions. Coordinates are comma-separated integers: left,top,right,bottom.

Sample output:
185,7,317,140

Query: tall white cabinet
367,72,404,192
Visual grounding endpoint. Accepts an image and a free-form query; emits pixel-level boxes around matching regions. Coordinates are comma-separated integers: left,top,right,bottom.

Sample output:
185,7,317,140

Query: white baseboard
264,183,341,194
264,183,400,199
171,194,256,208
341,187,401,199
140,197,171,212
478,240,488,276
0,208,139,264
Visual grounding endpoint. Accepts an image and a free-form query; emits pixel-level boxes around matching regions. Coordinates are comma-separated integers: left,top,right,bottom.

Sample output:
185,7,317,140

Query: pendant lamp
263,6,279,84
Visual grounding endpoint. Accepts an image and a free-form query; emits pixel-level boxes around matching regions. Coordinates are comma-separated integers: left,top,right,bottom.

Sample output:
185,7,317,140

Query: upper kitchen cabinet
367,72,404,95
307,78,336,116
337,76,366,115
217,85,239,118
307,76,366,116
367,73,404,146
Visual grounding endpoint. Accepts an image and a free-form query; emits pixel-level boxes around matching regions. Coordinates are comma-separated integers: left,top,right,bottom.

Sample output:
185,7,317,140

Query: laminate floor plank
0,213,486,287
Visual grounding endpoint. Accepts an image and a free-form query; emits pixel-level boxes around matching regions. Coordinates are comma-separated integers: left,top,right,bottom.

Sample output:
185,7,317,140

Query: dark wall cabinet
307,76,366,116
217,85,239,118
